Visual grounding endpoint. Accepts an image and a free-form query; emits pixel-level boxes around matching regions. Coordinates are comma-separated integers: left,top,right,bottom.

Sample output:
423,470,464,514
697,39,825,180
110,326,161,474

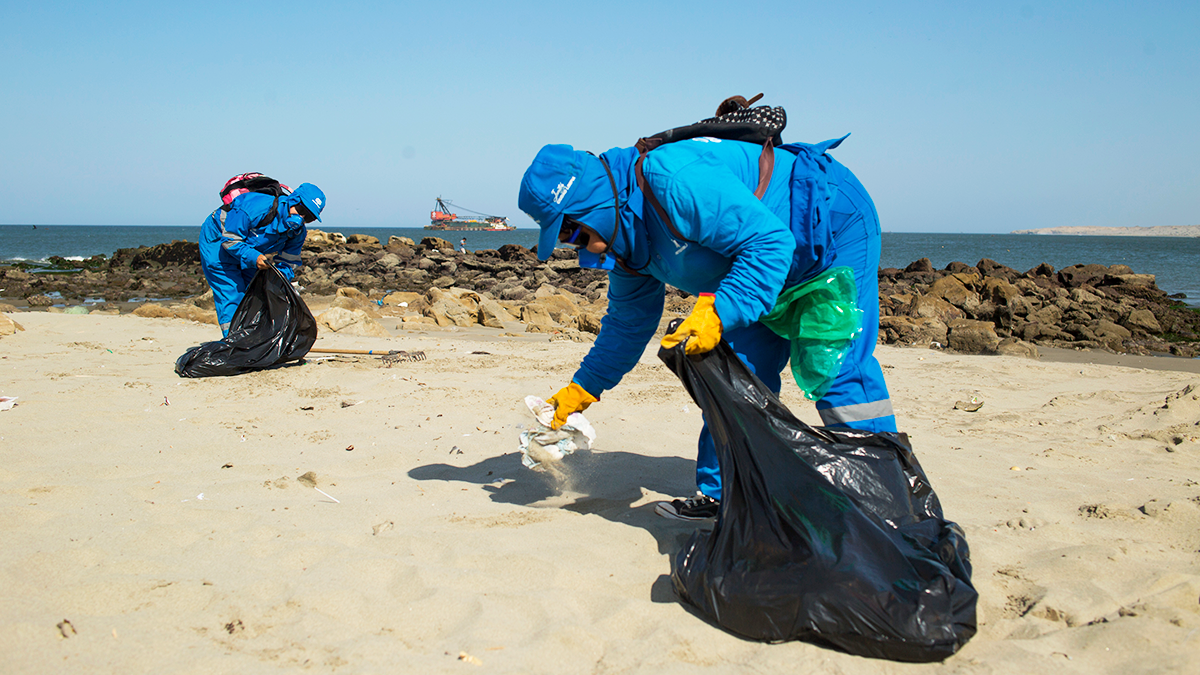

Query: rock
904,258,934,273
1124,308,1162,333
331,295,378,317
928,274,981,312
0,313,24,335
424,299,474,327
346,234,381,248
880,315,948,347
576,311,605,335
382,291,422,307
528,294,580,324
372,253,401,270
0,303,18,313
188,289,215,310
947,318,1000,354
994,337,1040,359
25,294,54,307
304,229,347,249
168,304,218,325
111,241,199,269
315,307,391,337
907,294,964,323
520,304,556,328
984,277,1021,305
477,298,511,329
132,304,174,318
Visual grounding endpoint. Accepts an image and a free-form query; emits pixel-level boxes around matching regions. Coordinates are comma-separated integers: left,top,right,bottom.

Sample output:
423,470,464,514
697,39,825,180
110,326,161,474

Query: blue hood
519,144,647,266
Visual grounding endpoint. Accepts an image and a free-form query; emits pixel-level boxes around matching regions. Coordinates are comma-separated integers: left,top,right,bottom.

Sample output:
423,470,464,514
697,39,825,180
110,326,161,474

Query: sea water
1,225,1196,306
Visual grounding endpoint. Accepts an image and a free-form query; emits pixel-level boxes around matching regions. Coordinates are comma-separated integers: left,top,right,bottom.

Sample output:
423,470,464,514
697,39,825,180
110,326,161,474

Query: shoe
655,492,719,521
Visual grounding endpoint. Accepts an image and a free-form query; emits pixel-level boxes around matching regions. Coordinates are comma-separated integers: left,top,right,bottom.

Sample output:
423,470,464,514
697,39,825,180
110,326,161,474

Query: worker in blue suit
199,182,326,335
518,137,895,521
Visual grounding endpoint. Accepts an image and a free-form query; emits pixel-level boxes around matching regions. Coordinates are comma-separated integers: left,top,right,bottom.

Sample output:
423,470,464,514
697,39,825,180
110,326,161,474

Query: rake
307,348,427,365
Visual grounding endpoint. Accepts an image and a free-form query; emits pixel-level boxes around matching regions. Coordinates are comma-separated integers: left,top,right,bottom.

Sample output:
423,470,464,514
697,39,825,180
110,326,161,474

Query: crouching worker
200,178,326,336
518,135,895,521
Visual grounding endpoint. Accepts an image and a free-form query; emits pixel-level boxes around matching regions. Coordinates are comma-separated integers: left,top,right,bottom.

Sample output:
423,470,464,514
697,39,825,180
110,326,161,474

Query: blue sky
2,1,1196,232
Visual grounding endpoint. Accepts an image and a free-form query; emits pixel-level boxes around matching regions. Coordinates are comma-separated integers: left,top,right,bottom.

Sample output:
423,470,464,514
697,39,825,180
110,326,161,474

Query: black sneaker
655,492,719,521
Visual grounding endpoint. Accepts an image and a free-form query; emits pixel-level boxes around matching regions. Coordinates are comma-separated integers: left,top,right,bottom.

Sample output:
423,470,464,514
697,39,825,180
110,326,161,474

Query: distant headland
1010,224,1200,237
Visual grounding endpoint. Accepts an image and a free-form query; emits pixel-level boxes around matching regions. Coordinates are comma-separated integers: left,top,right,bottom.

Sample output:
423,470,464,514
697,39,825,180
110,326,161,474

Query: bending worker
199,180,326,335
518,134,895,521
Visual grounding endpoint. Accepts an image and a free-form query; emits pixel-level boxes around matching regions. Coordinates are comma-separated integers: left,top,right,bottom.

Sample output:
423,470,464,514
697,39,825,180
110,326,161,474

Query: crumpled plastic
659,327,977,662
759,265,863,401
518,395,595,469
0,396,17,412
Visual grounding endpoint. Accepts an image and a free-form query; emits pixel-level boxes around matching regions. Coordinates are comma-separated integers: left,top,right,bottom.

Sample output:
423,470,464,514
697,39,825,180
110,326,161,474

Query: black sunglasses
559,216,588,245
295,203,317,224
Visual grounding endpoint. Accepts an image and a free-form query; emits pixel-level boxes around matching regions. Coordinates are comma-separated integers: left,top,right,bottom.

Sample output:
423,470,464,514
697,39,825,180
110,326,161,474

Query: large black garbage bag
175,267,317,377
659,336,977,662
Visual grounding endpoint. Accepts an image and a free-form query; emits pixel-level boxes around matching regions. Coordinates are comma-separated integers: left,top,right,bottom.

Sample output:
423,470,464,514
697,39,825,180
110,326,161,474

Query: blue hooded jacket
200,190,310,280
565,137,853,397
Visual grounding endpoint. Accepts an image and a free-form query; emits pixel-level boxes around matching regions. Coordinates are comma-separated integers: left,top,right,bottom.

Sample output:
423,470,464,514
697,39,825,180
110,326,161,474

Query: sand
1,311,1198,673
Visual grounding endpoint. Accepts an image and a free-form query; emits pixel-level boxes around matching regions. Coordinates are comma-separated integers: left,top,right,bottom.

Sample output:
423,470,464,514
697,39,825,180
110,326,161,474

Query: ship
426,197,514,231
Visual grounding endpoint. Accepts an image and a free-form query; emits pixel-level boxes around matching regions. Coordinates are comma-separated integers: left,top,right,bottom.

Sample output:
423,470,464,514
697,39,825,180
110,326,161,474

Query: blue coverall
570,138,896,501
199,192,307,335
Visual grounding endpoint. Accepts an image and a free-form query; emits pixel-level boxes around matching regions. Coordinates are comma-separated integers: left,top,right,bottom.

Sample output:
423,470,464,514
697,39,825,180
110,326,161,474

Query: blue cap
292,183,326,222
518,144,615,261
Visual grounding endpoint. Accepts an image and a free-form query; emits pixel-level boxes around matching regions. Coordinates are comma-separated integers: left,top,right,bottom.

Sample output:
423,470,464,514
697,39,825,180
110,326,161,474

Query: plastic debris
0,396,16,412
518,395,595,469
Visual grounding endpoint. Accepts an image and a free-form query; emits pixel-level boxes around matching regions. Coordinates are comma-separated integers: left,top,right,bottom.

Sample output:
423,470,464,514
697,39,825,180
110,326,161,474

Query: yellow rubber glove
661,293,722,354
546,382,598,430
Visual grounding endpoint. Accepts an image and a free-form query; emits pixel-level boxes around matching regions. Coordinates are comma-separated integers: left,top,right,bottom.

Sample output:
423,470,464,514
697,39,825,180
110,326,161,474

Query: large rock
168,304,218,325
947,318,1000,354
305,229,347,249
477,298,511,329
132,303,174,318
880,315,949,347
1124,308,1162,333
520,304,556,328
994,337,1040,359
315,307,391,337
424,299,475,327
907,294,964,323
0,313,24,336
111,241,200,269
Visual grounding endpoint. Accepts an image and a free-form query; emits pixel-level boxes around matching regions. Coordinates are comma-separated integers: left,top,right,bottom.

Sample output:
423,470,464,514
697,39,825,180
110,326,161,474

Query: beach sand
1,311,1198,673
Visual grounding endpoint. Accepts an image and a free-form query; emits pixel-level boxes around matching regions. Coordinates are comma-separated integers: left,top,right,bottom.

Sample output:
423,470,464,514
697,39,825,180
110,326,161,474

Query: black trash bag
659,334,977,662
175,267,317,378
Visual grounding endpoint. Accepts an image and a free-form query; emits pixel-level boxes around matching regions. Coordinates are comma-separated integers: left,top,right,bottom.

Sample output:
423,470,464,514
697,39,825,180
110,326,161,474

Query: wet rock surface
3,235,1197,357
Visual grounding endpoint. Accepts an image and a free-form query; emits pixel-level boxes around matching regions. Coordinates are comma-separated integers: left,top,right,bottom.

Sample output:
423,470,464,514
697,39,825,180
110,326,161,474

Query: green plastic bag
759,266,863,401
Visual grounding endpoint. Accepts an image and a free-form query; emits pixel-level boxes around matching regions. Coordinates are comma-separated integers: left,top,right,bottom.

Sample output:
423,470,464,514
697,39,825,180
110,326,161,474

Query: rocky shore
2,229,1198,358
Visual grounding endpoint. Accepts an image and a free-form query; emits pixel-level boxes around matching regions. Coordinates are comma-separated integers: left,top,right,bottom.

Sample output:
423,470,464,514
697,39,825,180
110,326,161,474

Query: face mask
577,249,616,270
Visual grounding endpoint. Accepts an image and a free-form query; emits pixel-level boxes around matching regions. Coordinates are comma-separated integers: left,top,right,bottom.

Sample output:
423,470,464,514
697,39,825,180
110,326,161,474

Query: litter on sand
518,395,595,469
0,396,17,411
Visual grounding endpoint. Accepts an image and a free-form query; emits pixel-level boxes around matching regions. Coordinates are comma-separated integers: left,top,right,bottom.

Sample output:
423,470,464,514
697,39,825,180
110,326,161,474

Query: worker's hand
546,382,598,430
661,293,722,354
255,254,272,270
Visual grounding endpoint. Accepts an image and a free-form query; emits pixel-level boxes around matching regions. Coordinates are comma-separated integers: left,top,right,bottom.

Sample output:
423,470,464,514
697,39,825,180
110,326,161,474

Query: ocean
2,225,1197,307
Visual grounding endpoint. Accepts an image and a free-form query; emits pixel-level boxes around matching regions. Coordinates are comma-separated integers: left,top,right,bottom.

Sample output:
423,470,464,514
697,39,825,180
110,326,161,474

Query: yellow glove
546,382,598,430
661,293,722,354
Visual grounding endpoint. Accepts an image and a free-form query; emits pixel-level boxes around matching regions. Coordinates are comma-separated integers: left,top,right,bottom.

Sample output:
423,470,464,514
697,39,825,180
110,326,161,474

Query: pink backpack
220,173,291,209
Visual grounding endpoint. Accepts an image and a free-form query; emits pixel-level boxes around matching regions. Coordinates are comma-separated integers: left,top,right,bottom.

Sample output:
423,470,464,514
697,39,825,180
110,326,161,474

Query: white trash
518,395,595,469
